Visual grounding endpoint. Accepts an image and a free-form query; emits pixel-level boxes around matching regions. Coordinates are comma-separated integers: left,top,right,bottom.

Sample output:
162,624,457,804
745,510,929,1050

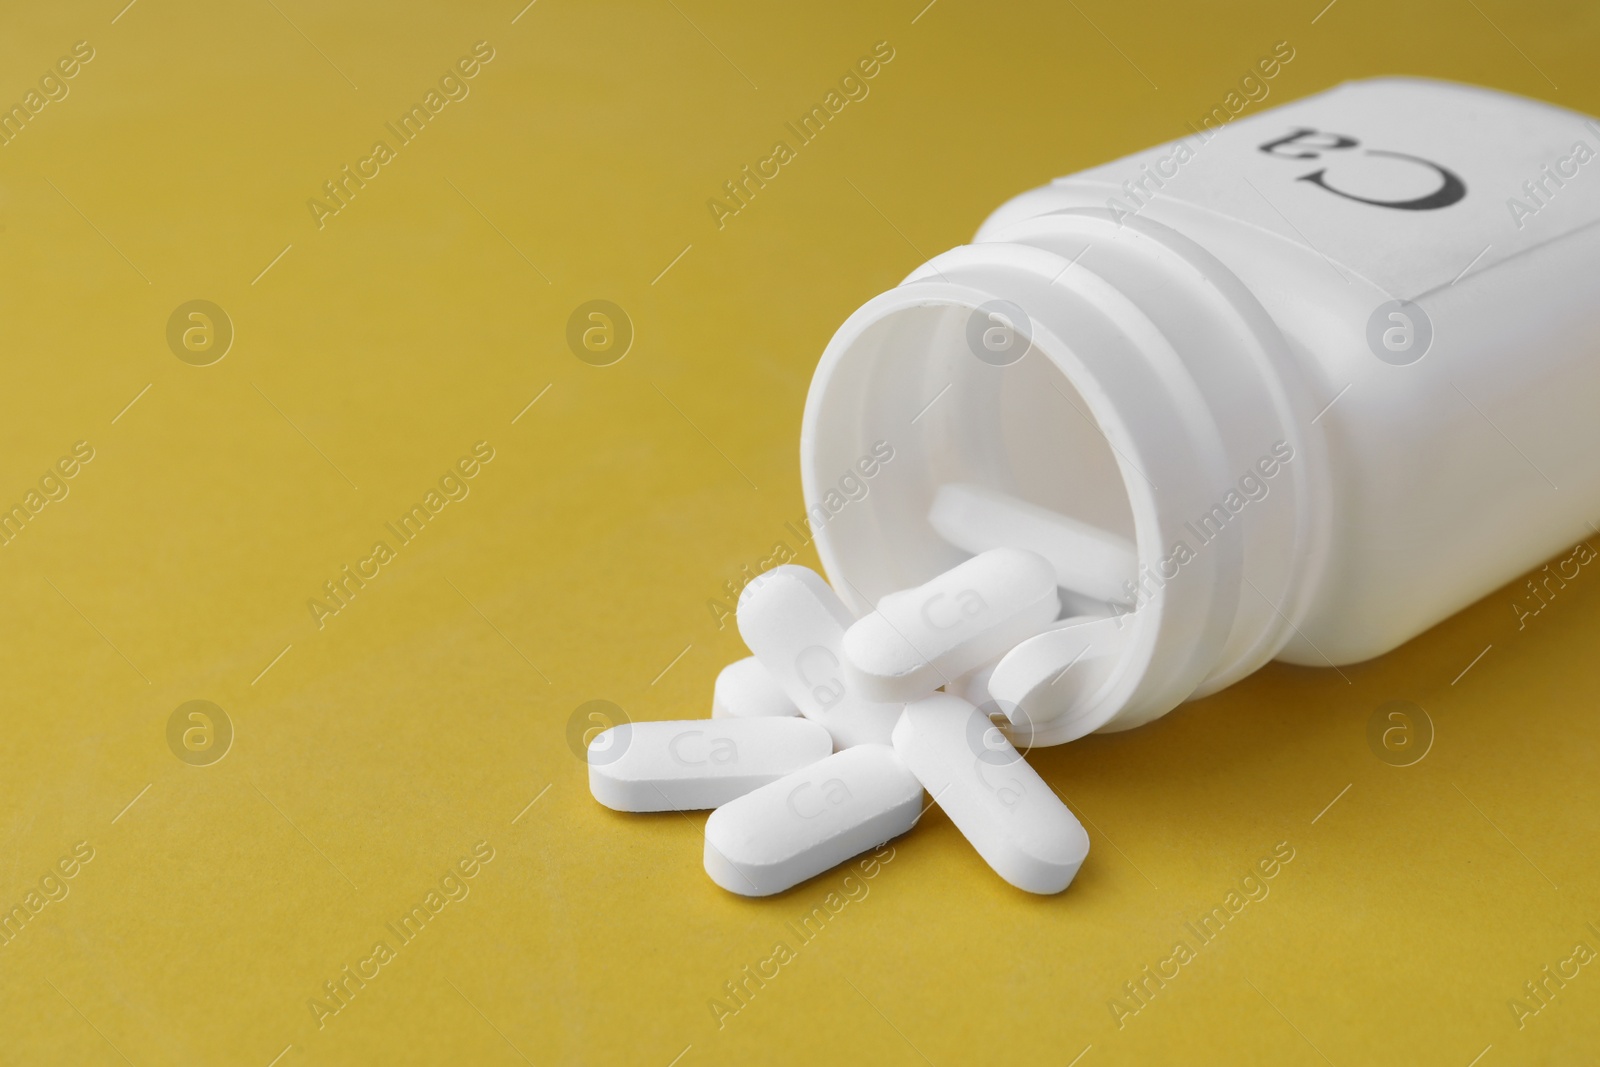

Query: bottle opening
806,211,1326,738
803,292,1154,743
802,299,1137,617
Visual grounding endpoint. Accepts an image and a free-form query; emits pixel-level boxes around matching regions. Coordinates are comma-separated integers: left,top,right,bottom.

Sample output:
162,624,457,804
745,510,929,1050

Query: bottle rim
801,210,1325,739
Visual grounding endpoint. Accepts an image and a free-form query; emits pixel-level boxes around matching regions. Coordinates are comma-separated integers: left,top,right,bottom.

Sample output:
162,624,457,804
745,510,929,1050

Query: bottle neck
801,208,1329,736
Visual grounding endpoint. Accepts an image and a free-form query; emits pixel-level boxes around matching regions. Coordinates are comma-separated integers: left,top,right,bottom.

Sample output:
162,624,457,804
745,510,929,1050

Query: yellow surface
2,1,1598,1063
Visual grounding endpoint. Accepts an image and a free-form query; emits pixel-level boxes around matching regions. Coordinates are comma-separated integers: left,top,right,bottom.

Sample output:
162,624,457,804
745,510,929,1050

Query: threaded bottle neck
802,209,1328,737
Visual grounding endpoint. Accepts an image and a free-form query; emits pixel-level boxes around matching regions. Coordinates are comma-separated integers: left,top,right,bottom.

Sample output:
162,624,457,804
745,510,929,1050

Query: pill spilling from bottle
590,495,1127,896
591,73,1600,897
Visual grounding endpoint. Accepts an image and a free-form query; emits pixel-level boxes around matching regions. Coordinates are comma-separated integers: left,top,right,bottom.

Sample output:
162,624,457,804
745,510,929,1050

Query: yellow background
2,0,1598,1063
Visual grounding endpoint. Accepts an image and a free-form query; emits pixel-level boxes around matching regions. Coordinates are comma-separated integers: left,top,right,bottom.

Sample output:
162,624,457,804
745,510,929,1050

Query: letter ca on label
1257,127,1467,210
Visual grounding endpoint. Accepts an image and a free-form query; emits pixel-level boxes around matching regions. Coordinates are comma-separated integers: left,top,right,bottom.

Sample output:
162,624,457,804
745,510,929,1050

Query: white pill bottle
801,77,1600,743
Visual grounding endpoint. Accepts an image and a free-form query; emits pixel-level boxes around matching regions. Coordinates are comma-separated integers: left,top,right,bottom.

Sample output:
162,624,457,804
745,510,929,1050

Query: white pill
588,718,833,812
841,548,1059,702
703,744,923,896
892,694,1089,894
736,565,903,748
712,656,800,719
929,483,1137,606
988,615,1127,741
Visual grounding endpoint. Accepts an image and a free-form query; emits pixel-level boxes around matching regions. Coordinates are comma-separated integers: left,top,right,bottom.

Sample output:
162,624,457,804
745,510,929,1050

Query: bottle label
1064,78,1600,297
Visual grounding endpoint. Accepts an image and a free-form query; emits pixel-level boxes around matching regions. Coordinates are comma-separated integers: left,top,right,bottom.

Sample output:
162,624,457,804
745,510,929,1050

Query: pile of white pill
588,486,1134,896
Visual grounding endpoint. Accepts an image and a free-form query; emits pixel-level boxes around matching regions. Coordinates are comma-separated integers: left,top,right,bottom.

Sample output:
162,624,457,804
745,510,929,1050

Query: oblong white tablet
712,656,800,719
892,694,1089,894
588,718,833,812
988,615,1127,741
929,483,1136,606
736,565,903,748
703,744,924,896
841,548,1059,702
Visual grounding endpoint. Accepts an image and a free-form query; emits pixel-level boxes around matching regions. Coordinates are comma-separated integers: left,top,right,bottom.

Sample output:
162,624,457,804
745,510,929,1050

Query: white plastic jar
801,77,1600,742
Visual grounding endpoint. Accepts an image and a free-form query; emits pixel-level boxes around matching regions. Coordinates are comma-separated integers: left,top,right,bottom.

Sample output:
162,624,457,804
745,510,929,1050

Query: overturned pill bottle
801,77,1600,744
